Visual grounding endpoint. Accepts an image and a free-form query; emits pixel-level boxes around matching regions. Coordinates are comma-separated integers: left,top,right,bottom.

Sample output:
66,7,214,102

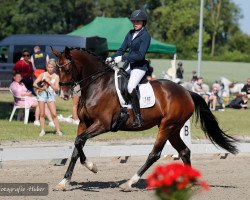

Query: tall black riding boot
130,89,143,128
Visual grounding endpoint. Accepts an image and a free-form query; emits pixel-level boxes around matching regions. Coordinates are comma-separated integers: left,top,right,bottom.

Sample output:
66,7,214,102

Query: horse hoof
119,182,132,192
53,184,67,191
82,161,98,173
91,163,98,173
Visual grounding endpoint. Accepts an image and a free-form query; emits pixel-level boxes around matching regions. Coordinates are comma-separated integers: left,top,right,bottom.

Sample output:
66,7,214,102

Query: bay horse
52,47,238,191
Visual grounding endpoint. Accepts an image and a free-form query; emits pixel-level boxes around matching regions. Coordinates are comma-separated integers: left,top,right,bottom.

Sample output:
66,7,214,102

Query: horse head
52,46,113,100
52,46,75,100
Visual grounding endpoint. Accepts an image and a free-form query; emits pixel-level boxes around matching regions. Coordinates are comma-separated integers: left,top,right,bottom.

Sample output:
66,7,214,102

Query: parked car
0,34,108,87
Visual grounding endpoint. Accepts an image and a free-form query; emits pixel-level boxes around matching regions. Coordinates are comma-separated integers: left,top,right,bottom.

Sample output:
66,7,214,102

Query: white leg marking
83,159,93,170
54,178,70,191
59,178,69,185
127,173,141,187
82,159,98,173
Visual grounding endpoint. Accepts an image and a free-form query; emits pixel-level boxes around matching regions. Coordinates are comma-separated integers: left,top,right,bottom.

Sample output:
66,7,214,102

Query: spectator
13,49,34,94
241,78,250,99
208,87,218,111
72,84,81,125
30,46,49,78
191,70,198,83
10,72,39,123
226,94,248,109
176,61,184,80
33,59,63,136
10,73,54,126
194,77,217,110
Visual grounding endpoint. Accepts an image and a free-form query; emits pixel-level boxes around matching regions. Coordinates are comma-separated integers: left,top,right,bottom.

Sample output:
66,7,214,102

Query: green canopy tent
69,17,176,54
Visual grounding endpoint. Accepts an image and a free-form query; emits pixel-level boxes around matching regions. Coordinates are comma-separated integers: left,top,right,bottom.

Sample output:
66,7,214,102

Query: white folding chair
9,88,31,124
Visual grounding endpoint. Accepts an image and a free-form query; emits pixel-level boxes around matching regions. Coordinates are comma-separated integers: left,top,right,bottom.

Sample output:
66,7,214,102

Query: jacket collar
129,27,146,40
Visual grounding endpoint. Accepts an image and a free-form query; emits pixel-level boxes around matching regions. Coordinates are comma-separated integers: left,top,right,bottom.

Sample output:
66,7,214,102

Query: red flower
147,162,209,200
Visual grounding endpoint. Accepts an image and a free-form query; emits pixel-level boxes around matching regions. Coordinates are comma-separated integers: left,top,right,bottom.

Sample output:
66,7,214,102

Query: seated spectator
194,77,217,110
208,87,218,111
193,77,209,101
241,78,250,99
226,94,248,109
10,73,54,126
212,81,221,91
10,72,39,123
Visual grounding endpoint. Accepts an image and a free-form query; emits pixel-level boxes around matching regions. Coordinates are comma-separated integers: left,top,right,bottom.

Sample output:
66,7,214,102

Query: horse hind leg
120,130,168,191
168,131,191,165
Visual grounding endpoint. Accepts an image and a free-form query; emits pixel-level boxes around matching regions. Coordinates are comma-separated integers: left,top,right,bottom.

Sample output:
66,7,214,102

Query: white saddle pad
114,70,155,109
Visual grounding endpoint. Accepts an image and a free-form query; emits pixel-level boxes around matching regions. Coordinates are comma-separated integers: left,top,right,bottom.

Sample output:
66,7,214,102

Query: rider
106,10,151,128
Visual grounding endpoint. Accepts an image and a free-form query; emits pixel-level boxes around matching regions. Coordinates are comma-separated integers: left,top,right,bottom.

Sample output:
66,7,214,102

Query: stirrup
131,115,144,128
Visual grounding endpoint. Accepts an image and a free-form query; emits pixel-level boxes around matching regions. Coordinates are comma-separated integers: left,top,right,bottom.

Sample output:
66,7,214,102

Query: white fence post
166,119,191,146
180,119,191,146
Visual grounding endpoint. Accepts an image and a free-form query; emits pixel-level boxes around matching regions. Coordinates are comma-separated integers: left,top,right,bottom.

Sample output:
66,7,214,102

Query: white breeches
126,67,146,94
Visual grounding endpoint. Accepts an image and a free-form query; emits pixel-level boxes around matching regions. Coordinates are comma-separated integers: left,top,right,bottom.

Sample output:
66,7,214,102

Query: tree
0,0,249,62
148,0,210,58
208,0,222,56
0,0,17,39
204,0,242,56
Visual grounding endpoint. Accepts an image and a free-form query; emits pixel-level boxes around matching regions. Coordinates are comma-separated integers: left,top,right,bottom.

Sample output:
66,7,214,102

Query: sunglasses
23,54,30,57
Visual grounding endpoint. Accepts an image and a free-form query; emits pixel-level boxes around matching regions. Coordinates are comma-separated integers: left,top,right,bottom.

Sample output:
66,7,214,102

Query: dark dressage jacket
112,28,151,71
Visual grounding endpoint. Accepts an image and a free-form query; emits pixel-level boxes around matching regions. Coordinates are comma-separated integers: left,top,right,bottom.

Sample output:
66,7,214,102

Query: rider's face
132,20,143,31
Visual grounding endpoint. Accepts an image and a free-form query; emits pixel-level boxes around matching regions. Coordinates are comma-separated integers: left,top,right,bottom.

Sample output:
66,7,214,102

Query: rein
57,56,113,93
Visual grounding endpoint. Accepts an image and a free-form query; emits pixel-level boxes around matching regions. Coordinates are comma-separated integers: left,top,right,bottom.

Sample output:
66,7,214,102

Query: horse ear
65,46,71,58
51,46,61,58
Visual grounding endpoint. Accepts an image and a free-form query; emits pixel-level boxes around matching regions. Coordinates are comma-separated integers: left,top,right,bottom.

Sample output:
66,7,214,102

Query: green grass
1,59,250,142
150,59,250,85
0,91,249,142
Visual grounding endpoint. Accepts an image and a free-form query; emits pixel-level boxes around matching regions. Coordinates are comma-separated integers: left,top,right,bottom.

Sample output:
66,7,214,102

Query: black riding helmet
130,10,148,26
178,62,183,67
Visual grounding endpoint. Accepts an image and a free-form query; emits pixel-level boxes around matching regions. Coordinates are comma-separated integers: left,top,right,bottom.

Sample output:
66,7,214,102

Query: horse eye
65,68,71,74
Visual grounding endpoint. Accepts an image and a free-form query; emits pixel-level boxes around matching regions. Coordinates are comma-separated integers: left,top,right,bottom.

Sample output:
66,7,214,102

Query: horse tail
189,91,239,154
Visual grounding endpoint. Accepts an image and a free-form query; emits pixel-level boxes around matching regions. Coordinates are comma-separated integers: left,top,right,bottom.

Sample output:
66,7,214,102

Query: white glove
105,57,112,63
114,56,122,64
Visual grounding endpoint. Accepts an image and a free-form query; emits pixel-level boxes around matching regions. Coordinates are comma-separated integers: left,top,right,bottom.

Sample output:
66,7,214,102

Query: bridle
56,60,75,87
56,54,113,93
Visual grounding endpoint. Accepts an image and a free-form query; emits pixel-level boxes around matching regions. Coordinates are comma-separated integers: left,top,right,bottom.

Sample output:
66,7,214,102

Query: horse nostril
63,95,69,100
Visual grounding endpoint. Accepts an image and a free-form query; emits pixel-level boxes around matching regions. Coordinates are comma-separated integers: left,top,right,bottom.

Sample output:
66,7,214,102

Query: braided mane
68,47,114,71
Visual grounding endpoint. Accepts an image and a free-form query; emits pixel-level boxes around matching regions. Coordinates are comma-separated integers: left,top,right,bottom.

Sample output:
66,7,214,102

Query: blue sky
232,0,250,35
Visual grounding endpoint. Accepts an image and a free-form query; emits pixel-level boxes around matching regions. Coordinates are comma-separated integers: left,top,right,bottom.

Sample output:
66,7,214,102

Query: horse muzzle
59,89,72,100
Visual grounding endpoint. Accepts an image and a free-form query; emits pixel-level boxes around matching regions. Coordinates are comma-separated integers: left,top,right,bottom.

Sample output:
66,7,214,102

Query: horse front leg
74,121,107,173
55,147,79,191
54,122,86,191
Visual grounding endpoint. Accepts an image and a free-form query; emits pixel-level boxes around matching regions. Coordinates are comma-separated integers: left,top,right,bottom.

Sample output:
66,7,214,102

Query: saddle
115,68,155,108
117,68,148,103
111,68,155,132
